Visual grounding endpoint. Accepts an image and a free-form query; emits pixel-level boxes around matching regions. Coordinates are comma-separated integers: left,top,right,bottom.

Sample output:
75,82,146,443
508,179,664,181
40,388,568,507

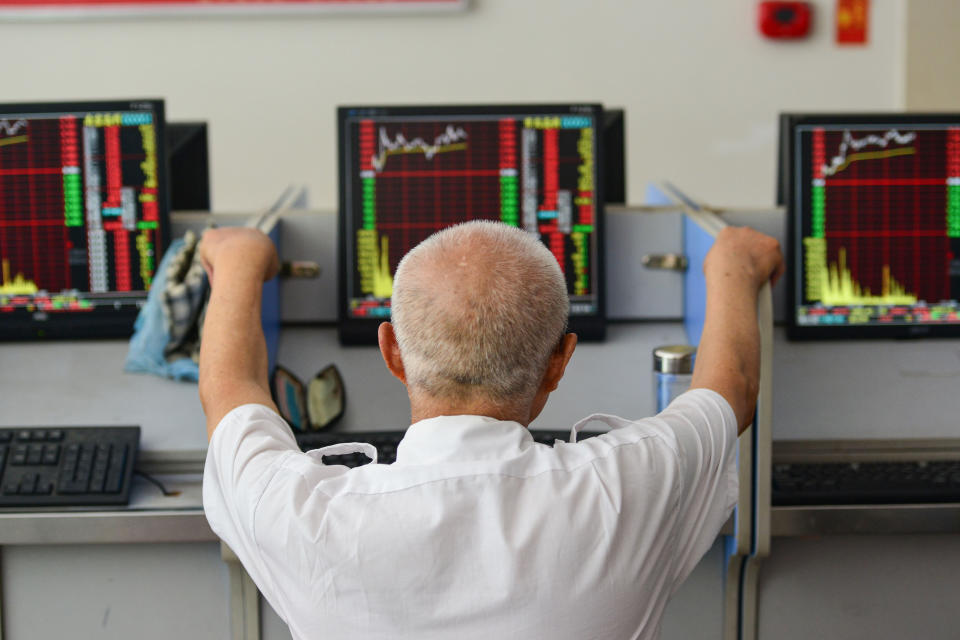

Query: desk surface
1,339,206,451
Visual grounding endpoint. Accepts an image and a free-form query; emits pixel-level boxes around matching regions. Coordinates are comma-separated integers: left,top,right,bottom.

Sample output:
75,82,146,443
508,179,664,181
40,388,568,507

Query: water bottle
653,345,696,412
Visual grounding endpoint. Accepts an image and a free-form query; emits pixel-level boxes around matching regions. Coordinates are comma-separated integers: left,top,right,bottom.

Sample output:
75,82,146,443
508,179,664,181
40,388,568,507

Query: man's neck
409,396,532,427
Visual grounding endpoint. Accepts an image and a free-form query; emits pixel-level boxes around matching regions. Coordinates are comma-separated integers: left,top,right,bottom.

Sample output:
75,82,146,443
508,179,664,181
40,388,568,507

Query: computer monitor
786,113,960,339
602,108,626,204
337,104,606,345
0,99,170,339
167,121,210,212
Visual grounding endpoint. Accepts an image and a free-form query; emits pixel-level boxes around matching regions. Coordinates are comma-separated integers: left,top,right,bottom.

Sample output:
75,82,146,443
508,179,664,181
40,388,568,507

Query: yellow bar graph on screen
356,230,394,299
0,259,39,295
807,244,918,306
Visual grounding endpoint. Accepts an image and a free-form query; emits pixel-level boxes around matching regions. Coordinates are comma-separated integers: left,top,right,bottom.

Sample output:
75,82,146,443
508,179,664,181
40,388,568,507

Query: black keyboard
773,460,960,505
295,429,601,468
0,426,139,507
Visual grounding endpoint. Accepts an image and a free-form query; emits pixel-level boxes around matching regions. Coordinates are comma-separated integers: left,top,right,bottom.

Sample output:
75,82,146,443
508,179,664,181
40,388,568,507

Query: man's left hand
199,227,280,287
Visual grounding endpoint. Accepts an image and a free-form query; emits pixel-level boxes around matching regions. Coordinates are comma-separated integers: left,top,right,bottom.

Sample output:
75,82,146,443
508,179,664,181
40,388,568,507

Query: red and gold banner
836,0,869,45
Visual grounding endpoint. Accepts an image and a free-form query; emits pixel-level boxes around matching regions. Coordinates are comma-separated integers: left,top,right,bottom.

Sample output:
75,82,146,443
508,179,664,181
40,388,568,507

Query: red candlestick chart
344,113,599,319
0,109,160,313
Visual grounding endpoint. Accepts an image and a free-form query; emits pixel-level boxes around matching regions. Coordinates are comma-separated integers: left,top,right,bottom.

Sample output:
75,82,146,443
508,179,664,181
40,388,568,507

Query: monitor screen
787,114,960,339
337,104,605,344
0,99,169,339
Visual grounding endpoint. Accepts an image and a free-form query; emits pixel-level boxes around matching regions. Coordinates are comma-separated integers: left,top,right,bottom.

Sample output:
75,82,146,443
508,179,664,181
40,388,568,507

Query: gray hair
391,220,569,404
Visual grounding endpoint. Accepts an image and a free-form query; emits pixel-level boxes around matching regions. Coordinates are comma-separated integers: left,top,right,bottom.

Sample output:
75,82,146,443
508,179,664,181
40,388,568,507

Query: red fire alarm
758,1,813,39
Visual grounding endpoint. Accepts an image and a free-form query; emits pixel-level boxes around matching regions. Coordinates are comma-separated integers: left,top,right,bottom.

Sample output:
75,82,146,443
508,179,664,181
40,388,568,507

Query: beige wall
906,0,960,110
0,0,906,210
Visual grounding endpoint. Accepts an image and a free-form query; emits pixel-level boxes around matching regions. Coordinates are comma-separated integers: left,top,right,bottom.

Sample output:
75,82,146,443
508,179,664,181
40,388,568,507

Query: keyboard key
58,481,88,495
19,474,38,495
108,445,128,477
11,445,27,466
46,430,64,441
78,444,94,464
104,471,123,494
93,445,110,473
89,471,107,493
26,444,44,465
42,444,60,466
0,431,12,443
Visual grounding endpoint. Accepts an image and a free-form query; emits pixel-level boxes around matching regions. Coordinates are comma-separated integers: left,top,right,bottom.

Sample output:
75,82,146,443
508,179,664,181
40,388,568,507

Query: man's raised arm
198,227,280,440
690,226,784,434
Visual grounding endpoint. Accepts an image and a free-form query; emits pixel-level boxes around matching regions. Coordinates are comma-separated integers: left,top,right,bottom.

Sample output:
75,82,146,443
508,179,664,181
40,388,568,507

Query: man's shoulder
206,403,299,465
577,389,733,440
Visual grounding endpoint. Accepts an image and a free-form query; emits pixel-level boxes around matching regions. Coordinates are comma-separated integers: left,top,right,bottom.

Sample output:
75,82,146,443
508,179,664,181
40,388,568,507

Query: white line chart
822,129,917,177
0,119,27,137
371,124,468,172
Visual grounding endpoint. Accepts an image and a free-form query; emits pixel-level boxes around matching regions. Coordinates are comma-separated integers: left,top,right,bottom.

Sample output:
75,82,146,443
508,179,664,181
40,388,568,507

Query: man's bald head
391,220,569,407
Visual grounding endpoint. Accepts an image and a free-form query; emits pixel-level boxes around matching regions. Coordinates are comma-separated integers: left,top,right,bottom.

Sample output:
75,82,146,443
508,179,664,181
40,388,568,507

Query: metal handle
279,261,322,279
641,253,688,271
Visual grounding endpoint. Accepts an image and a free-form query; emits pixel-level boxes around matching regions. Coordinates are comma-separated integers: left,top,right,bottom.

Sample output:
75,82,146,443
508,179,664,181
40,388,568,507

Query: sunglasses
270,364,346,431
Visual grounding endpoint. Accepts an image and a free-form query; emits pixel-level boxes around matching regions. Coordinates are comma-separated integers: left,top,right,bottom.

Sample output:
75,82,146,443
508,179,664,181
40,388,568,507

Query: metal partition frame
651,183,773,640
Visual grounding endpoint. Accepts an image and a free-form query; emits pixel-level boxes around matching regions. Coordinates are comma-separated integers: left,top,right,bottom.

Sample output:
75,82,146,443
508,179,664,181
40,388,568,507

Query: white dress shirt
203,389,738,640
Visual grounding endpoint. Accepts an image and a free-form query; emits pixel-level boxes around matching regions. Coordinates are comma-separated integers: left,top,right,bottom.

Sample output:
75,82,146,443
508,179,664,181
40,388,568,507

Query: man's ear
525,333,578,425
378,322,407,384
541,333,577,393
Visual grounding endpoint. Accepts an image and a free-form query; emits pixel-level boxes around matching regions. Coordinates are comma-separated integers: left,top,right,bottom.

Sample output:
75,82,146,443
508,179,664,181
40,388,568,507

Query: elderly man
200,220,783,640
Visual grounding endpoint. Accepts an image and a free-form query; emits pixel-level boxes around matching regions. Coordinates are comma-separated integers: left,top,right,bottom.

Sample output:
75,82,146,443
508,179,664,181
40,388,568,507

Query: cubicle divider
249,210,283,375
649,184,774,640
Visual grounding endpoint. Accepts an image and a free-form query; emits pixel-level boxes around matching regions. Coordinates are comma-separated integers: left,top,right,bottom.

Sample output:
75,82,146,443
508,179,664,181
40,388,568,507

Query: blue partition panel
644,183,674,206
262,223,281,374
682,215,713,347
645,183,713,346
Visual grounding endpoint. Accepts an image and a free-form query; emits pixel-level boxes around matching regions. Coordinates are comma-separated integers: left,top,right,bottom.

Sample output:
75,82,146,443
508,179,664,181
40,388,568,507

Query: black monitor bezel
786,112,960,340
776,113,797,207
167,120,210,212
0,98,171,340
337,103,607,346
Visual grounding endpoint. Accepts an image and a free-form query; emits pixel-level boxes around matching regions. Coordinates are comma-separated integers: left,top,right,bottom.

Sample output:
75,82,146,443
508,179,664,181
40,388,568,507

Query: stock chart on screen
338,105,605,344
789,115,960,338
0,100,168,339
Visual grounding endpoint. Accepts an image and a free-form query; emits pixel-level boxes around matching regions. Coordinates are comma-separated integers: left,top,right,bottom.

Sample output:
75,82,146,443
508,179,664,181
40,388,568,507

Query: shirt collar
395,415,534,465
